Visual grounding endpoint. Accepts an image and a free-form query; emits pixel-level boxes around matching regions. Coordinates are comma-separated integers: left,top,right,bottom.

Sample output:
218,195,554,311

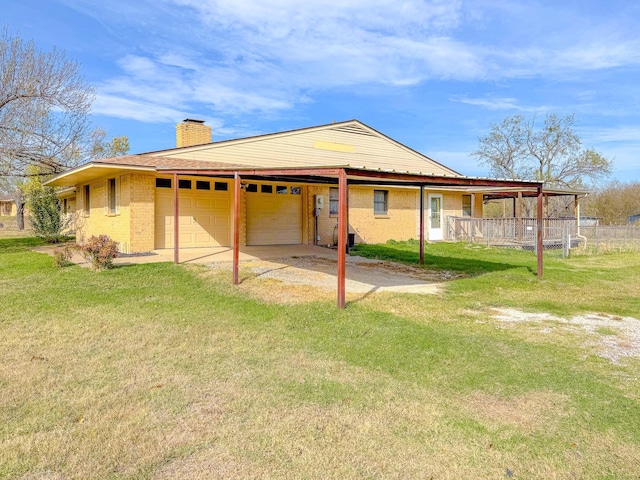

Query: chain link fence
578,225,640,253
446,217,640,256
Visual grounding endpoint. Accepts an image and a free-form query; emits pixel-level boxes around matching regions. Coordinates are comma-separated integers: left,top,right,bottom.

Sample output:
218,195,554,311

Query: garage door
246,183,302,245
154,178,230,248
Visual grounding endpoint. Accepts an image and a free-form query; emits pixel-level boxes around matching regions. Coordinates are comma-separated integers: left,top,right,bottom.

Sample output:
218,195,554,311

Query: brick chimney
176,119,212,148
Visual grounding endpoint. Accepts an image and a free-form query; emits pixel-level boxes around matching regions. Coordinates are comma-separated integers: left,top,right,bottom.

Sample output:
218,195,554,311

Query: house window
374,190,388,215
246,183,258,193
276,185,287,194
214,182,228,191
290,186,301,195
462,194,472,217
329,187,339,215
107,178,117,215
156,178,171,188
196,180,210,190
178,179,192,189
84,185,90,216
261,184,272,194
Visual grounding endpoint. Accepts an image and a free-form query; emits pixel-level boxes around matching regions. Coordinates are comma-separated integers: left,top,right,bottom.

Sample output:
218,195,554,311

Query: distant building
579,216,599,227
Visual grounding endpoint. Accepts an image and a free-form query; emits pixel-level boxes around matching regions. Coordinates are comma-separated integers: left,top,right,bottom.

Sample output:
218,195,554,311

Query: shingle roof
98,154,244,170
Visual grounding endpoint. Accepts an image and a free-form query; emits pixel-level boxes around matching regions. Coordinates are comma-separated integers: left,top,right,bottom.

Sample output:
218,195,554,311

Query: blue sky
4,0,640,182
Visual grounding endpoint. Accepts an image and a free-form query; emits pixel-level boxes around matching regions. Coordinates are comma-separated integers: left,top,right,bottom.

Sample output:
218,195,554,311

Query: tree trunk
14,191,25,230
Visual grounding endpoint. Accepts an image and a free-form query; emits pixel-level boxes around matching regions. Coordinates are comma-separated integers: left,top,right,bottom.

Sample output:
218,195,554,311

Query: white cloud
450,95,551,112
62,0,640,125
92,94,188,122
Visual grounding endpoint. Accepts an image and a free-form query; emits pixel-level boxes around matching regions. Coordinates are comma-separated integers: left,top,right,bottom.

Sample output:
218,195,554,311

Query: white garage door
155,178,230,248
246,183,302,245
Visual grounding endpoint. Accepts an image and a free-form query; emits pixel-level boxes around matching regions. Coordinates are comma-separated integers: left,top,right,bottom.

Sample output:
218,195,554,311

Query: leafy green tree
23,166,69,243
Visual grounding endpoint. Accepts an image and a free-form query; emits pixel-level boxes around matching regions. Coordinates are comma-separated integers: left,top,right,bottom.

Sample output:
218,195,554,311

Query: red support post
337,170,347,308
173,173,179,264
419,185,424,265
233,173,241,285
537,185,544,278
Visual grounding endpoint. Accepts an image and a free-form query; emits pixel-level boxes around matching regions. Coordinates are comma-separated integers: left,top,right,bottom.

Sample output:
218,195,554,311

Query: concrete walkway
34,243,338,267
35,243,446,296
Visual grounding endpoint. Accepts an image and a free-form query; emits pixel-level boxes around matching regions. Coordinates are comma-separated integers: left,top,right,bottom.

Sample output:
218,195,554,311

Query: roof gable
149,120,460,176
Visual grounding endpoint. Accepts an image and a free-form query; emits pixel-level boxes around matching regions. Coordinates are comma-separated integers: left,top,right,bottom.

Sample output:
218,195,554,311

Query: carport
163,166,545,308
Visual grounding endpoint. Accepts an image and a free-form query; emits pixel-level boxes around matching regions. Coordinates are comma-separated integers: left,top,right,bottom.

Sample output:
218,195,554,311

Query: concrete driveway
36,244,455,296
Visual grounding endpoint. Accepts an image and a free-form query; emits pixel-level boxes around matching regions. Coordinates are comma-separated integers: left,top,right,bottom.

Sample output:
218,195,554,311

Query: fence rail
446,217,640,255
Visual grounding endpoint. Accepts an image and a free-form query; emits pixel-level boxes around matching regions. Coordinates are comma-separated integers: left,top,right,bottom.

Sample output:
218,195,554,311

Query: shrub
28,187,71,243
52,244,73,267
78,235,119,271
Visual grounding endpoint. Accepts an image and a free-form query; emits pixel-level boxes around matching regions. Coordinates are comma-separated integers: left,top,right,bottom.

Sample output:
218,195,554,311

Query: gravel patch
210,255,458,295
492,307,640,364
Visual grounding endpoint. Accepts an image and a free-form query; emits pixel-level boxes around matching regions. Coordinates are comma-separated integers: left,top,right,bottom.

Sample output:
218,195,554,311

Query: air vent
330,124,377,137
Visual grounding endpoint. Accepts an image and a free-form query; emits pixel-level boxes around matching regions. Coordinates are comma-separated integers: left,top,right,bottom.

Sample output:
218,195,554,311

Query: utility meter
314,195,324,217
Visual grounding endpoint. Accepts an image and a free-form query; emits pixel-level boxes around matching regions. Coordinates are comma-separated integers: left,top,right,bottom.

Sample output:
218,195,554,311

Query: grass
1,237,640,479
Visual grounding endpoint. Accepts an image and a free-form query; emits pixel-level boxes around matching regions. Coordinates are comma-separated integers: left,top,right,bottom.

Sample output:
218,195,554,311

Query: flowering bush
77,235,119,271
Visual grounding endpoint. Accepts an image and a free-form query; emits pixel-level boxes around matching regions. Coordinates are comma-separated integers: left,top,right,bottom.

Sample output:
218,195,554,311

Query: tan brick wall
176,121,212,148
75,176,131,252
128,173,155,252
307,186,477,245
75,173,155,253
308,185,419,245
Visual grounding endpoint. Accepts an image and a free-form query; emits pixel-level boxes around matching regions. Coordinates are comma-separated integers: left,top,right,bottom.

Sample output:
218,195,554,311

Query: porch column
233,173,241,285
537,185,544,278
574,195,580,234
337,169,347,308
419,185,425,264
173,173,179,264
516,191,523,242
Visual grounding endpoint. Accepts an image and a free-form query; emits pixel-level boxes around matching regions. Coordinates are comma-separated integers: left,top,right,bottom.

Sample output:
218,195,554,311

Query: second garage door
246,183,302,245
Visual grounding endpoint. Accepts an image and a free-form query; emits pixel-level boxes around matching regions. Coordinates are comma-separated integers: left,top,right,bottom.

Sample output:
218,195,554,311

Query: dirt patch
492,308,640,364
209,255,458,303
461,391,570,433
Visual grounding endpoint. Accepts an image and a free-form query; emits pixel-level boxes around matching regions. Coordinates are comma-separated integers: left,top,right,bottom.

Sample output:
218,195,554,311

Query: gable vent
330,124,377,137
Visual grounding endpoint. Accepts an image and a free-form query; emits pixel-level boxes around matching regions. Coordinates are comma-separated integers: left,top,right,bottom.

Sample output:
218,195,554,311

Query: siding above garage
148,120,459,177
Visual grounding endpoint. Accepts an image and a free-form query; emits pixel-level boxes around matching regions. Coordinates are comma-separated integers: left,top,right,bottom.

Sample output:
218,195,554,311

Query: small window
196,180,210,190
462,194,472,217
276,185,287,194
107,178,117,215
178,179,192,189
214,182,228,191
246,183,258,193
84,185,90,216
156,178,172,188
374,190,388,215
260,184,272,194
290,186,301,195
329,187,339,215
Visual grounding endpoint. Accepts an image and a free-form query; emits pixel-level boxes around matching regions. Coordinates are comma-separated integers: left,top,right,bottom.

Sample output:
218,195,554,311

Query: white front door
428,193,443,241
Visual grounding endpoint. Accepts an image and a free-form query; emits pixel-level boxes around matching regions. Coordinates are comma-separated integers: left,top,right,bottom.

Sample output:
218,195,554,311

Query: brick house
46,119,540,255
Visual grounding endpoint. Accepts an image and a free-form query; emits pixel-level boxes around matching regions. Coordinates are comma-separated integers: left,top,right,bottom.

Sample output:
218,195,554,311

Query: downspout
575,195,587,249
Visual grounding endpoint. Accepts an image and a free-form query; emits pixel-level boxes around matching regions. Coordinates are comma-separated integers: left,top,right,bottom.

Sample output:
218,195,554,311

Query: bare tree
584,180,640,225
472,114,612,188
0,27,95,178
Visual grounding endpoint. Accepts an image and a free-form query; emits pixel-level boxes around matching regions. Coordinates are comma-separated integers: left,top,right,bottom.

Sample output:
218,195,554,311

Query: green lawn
1,238,639,479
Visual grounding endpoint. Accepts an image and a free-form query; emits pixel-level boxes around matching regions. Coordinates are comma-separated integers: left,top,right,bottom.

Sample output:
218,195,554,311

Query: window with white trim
329,187,338,215
374,190,388,215
84,185,90,216
107,178,118,215
462,194,472,217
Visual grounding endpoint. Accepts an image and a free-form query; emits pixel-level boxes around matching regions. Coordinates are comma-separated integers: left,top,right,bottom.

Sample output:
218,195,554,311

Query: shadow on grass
350,243,531,276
